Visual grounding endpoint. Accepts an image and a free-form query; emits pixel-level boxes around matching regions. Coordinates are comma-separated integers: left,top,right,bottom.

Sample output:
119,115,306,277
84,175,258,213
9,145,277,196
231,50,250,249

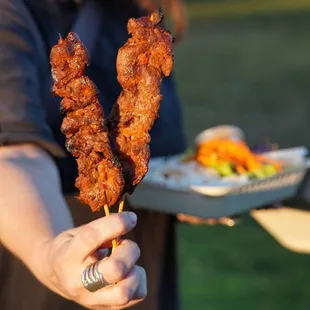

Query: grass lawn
175,9,310,310
186,0,310,19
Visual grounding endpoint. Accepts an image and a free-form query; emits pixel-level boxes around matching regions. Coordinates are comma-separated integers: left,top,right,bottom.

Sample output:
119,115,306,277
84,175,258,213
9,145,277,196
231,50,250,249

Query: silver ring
82,261,111,292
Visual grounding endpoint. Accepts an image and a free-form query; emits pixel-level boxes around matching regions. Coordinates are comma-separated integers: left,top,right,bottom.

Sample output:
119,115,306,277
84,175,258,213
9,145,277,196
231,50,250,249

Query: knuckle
137,265,146,279
121,240,141,259
130,241,141,258
79,225,100,247
105,259,126,282
138,287,147,300
113,215,127,234
134,266,147,300
140,289,147,299
139,275,147,298
114,287,133,306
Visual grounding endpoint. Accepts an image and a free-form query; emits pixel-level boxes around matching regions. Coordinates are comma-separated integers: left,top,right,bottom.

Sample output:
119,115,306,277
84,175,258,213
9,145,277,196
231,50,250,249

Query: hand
39,211,146,309
177,214,237,226
177,213,209,225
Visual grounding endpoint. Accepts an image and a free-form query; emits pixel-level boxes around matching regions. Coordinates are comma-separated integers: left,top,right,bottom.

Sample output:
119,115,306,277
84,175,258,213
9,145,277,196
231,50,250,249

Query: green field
186,0,310,19
175,8,310,310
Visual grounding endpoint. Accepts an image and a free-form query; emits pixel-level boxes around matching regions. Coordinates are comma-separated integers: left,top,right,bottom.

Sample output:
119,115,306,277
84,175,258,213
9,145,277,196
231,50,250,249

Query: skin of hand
177,213,209,225
0,144,146,309
44,212,147,309
177,214,238,226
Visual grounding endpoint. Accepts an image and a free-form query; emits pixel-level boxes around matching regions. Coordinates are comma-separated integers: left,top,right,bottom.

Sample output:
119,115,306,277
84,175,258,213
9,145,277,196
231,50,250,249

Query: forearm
0,144,73,280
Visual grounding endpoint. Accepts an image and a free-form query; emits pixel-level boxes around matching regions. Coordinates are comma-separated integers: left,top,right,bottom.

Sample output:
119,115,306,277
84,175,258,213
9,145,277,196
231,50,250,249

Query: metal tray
190,165,308,196
130,164,309,219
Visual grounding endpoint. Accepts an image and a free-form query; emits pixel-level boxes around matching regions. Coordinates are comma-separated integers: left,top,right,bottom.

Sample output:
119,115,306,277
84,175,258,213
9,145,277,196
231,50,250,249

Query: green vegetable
246,164,278,180
252,169,266,179
214,163,234,176
262,164,278,176
247,172,257,179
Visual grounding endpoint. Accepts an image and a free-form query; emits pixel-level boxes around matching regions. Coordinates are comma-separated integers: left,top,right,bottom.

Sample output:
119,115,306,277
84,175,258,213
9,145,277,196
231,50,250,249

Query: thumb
69,211,137,262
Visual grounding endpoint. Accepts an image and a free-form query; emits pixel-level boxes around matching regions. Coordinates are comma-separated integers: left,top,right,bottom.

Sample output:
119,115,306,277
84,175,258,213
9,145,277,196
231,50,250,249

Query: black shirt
0,1,186,309
0,0,186,193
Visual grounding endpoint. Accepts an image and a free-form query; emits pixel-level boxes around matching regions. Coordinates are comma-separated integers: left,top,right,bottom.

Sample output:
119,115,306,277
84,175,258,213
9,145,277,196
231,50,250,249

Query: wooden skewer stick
104,204,117,253
118,195,125,213
114,195,126,248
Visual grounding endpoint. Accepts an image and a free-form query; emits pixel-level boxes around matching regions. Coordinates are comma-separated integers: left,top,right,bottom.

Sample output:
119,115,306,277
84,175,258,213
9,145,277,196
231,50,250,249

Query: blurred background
174,1,310,309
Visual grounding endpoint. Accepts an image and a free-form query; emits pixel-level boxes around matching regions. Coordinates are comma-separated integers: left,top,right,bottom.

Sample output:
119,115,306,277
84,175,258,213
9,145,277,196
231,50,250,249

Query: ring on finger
82,261,113,293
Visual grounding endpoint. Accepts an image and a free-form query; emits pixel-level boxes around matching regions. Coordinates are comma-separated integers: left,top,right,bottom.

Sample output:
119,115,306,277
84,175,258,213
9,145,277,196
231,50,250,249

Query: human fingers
131,265,147,301
47,238,140,307
70,212,137,262
84,265,146,309
177,213,206,225
97,239,140,284
113,266,147,310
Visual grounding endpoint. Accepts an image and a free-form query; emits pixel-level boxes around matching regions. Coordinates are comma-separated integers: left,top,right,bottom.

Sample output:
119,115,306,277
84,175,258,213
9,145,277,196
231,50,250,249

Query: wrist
33,237,72,300
25,237,63,296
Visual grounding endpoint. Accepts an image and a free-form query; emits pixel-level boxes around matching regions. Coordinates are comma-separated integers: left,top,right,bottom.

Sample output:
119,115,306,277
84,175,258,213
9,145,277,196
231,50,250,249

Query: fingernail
126,212,137,226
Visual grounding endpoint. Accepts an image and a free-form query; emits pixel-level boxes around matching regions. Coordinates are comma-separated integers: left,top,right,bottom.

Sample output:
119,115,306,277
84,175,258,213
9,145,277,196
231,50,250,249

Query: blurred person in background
0,0,188,310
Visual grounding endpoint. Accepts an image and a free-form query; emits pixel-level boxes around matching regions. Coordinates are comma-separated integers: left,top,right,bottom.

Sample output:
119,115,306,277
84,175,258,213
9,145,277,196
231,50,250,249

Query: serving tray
130,148,310,218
